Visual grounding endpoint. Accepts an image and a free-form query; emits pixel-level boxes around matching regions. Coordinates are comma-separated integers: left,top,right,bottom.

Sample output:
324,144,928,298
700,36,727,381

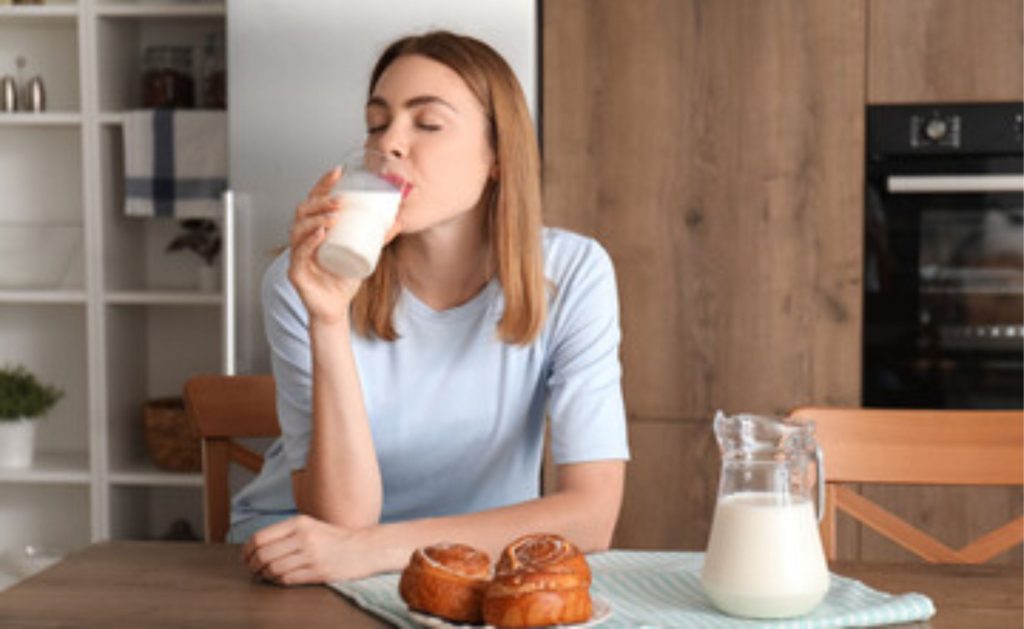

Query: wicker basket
143,397,201,472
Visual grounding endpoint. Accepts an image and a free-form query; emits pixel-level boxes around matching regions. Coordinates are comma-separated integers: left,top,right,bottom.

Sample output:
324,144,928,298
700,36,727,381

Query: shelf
108,461,203,487
105,291,222,306
0,17,81,112
0,308,90,457
0,452,90,485
0,290,86,304
95,3,224,18
99,111,223,126
0,113,82,126
0,0,226,550
0,127,84,229
0,6,78,21
98,112,124,126
95,14,225,130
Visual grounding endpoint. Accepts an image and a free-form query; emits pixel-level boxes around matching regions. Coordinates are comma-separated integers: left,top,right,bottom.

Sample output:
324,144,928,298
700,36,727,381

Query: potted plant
0,365,63,469
166,219,222,292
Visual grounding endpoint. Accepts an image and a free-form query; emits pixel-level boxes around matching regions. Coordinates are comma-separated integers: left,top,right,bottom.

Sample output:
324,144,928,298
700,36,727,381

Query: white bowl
0,224,82,289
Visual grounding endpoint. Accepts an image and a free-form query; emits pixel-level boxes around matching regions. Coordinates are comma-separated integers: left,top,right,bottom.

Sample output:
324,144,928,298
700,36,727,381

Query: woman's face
365,54,495,234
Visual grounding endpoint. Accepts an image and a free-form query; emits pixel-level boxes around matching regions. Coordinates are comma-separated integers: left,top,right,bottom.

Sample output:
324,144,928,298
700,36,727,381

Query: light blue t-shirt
229,227,629,539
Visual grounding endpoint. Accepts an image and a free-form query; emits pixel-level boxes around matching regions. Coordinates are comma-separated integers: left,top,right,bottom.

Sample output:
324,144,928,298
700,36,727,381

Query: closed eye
367,122,442,134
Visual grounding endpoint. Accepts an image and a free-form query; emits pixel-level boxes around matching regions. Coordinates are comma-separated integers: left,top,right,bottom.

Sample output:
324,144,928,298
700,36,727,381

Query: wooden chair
788,407,1023,564
184,374,280,543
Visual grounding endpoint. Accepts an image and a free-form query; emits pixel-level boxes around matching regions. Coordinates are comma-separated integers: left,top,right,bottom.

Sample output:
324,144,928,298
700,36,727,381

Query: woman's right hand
286,168,362,325
288,167,401,326
288,167,358,325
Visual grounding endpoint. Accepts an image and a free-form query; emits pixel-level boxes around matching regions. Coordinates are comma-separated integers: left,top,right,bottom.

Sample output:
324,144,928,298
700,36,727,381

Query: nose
377,120,408,159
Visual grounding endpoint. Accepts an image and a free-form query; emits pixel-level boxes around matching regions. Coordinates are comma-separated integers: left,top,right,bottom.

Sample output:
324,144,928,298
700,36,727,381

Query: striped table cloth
329,550,935,628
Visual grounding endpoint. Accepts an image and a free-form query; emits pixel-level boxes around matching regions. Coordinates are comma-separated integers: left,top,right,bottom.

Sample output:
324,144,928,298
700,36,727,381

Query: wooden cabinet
868,0,1024,103
542,0,865,551
542,0,1022,562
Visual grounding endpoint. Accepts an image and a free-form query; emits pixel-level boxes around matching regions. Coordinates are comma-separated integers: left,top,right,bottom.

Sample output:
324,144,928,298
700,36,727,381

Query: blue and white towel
329,551,936,628
123,110,227,218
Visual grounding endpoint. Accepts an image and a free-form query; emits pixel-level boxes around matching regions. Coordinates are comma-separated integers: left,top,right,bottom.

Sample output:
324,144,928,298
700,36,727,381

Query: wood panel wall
542,0,1022,563
542,0,866,553
867,0,1024,103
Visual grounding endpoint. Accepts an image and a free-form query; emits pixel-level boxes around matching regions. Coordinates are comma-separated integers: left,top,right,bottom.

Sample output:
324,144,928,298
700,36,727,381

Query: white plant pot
0,419,37,469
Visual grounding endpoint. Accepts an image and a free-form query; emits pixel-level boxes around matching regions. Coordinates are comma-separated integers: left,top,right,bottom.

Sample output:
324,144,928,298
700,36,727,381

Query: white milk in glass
318,189,401,279
701,492,829,619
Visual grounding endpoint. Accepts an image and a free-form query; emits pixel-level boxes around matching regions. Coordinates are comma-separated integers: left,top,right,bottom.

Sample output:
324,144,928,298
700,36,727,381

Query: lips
382,172,413,199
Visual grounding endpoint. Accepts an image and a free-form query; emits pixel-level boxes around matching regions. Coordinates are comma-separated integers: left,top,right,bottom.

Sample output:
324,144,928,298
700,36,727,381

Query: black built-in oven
864,102,1024,409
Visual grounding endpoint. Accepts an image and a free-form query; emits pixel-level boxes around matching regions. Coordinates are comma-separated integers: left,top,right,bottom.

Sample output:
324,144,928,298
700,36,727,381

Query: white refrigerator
226,0,538,373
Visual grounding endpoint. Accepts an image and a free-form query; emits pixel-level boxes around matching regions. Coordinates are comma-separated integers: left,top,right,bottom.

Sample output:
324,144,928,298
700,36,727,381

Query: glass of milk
317,148,410,279
701,411,829,619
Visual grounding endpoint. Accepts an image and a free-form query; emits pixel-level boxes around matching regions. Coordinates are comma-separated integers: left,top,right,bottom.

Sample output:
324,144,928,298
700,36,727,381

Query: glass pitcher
700,410,829,619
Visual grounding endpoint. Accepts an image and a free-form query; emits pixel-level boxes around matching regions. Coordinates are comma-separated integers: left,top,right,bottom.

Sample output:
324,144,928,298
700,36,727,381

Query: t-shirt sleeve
261,251,314,471
545,239,630,464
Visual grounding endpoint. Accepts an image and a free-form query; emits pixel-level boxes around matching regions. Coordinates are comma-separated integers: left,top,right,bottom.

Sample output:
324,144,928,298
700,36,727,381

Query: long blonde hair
351,31,546,345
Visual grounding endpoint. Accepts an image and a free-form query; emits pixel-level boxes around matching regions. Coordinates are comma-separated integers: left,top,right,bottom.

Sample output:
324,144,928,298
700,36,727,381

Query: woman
234,31,629,584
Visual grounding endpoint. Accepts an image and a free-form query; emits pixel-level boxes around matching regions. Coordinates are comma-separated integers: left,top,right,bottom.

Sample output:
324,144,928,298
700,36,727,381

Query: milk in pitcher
701,492,829,618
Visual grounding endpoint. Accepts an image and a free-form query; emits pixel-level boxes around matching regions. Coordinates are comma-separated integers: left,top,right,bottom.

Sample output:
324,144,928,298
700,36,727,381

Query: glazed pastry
398,542,492,623
482,533,592,628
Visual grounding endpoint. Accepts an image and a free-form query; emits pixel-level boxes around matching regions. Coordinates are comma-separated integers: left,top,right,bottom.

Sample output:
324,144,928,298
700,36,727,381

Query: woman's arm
370,460,626,565
291,318,382,528
245,459,625,584
282,166,402,529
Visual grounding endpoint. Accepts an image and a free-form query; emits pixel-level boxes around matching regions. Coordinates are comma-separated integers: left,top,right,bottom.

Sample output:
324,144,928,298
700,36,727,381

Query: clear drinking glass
700,411,829,619
316,148,410,279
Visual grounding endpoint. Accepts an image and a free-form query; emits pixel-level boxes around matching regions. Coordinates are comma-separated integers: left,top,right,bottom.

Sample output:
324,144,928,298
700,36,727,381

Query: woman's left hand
241,514,377,585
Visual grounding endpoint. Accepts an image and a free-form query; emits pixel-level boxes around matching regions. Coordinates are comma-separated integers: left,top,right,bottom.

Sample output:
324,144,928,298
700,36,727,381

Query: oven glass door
865,174,1023,409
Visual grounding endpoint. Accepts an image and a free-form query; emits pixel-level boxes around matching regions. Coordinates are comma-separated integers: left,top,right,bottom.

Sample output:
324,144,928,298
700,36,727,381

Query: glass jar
200,32,226,109
141,46,195,109
700,411,829,619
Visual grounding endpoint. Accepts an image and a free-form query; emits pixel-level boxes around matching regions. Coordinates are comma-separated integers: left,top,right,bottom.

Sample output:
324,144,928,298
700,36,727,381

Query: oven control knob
923,117,949,141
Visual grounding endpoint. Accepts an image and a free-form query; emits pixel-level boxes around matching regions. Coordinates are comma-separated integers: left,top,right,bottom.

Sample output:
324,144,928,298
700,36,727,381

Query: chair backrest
788,407,1023,564
184,374,280,542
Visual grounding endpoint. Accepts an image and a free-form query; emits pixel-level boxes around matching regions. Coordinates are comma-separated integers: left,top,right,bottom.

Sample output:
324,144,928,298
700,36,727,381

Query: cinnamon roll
482,533,592,628
398,542,492,623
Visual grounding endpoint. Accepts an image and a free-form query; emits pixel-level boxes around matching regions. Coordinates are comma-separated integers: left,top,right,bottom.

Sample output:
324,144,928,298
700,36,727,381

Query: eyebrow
366,95,458,113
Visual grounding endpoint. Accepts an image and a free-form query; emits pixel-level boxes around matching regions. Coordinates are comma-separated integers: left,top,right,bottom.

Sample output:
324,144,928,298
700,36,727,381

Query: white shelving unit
0,112,83,125
0,0,227,582
0,453,91,485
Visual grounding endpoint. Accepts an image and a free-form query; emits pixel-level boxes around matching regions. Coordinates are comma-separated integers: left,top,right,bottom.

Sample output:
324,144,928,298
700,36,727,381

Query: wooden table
0,541,386,628
0,541,1019,628
831,561,1022,629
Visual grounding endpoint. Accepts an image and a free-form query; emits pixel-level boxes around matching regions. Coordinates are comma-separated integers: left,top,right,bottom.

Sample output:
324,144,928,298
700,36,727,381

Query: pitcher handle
814,446,826,523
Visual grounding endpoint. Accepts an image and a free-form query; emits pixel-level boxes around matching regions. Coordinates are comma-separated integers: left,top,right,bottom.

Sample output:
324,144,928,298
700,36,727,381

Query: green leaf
0,365,64,420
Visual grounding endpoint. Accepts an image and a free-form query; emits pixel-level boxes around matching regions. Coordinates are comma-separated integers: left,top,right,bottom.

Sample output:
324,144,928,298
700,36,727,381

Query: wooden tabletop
831,560,1022,629
0,541,1019,628
0,541,387,628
